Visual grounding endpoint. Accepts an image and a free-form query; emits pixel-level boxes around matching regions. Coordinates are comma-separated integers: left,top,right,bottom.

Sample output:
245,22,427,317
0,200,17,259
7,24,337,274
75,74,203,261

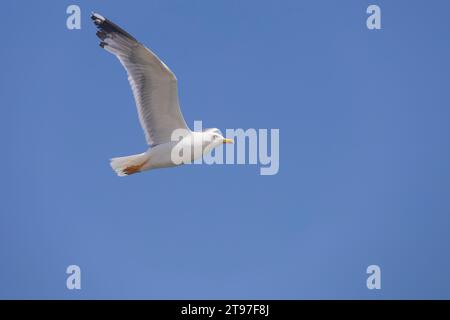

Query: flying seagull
91,13,233,176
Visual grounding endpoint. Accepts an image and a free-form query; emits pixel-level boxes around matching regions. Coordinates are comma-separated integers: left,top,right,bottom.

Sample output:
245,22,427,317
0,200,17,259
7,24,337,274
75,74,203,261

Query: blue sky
1,0,450,299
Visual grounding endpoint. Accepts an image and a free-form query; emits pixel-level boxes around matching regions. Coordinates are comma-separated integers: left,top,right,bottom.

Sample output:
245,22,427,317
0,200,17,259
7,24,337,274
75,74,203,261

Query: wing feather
91,13,189,146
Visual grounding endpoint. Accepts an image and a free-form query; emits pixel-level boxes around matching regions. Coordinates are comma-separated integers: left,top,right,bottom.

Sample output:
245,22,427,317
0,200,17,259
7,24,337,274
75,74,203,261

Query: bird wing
91,13,189,146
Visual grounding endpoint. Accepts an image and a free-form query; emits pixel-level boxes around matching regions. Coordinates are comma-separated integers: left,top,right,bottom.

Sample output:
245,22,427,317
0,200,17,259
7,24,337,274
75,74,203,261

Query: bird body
91,13,232,176
110,131,224,175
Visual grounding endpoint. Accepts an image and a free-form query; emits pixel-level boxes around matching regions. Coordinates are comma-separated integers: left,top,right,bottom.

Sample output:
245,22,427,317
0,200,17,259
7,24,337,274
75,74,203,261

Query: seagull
91,13,233,176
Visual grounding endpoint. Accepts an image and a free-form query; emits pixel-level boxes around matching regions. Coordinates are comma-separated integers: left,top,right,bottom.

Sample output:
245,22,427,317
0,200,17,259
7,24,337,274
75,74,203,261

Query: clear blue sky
1,0,450,299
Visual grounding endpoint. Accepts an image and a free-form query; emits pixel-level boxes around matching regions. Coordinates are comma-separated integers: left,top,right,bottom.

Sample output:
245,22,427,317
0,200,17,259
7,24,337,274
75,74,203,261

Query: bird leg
122,161,147,175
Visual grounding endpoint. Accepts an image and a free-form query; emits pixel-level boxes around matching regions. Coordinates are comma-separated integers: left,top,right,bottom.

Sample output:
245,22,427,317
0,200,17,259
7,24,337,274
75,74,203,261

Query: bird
91,13,233,176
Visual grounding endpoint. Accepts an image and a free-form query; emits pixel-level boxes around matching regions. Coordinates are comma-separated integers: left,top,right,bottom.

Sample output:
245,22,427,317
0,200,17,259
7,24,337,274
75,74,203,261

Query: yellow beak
223,138,234,144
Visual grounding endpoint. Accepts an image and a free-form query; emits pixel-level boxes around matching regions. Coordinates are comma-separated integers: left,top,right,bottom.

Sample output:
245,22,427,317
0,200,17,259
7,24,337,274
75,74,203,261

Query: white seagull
91,13,233,176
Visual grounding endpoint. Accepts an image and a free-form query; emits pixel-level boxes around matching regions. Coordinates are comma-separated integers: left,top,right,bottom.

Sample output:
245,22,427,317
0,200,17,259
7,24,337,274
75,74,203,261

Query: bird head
203,128,234,146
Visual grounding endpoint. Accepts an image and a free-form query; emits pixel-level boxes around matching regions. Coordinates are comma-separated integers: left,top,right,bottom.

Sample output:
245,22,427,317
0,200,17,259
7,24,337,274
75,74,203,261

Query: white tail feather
110,152,148,176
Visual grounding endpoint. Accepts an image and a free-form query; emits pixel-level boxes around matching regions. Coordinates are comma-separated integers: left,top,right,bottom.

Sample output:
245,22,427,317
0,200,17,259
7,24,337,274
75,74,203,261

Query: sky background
1,0,450,299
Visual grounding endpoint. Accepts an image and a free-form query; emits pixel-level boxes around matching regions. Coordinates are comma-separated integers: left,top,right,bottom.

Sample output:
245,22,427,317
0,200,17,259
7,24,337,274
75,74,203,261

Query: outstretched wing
91,13,189,146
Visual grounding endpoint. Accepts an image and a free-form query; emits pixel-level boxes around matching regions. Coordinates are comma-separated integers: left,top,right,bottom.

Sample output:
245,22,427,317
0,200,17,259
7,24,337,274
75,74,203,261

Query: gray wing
91,13,189,146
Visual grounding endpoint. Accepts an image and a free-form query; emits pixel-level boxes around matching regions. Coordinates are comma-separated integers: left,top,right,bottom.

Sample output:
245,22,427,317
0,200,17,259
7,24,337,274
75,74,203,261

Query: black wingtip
90,12,138,43
90,12,105,25
96,30,107,40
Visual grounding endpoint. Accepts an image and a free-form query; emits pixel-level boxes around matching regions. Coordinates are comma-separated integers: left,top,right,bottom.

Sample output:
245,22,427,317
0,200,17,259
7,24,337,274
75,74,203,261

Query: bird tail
110,152,149,176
